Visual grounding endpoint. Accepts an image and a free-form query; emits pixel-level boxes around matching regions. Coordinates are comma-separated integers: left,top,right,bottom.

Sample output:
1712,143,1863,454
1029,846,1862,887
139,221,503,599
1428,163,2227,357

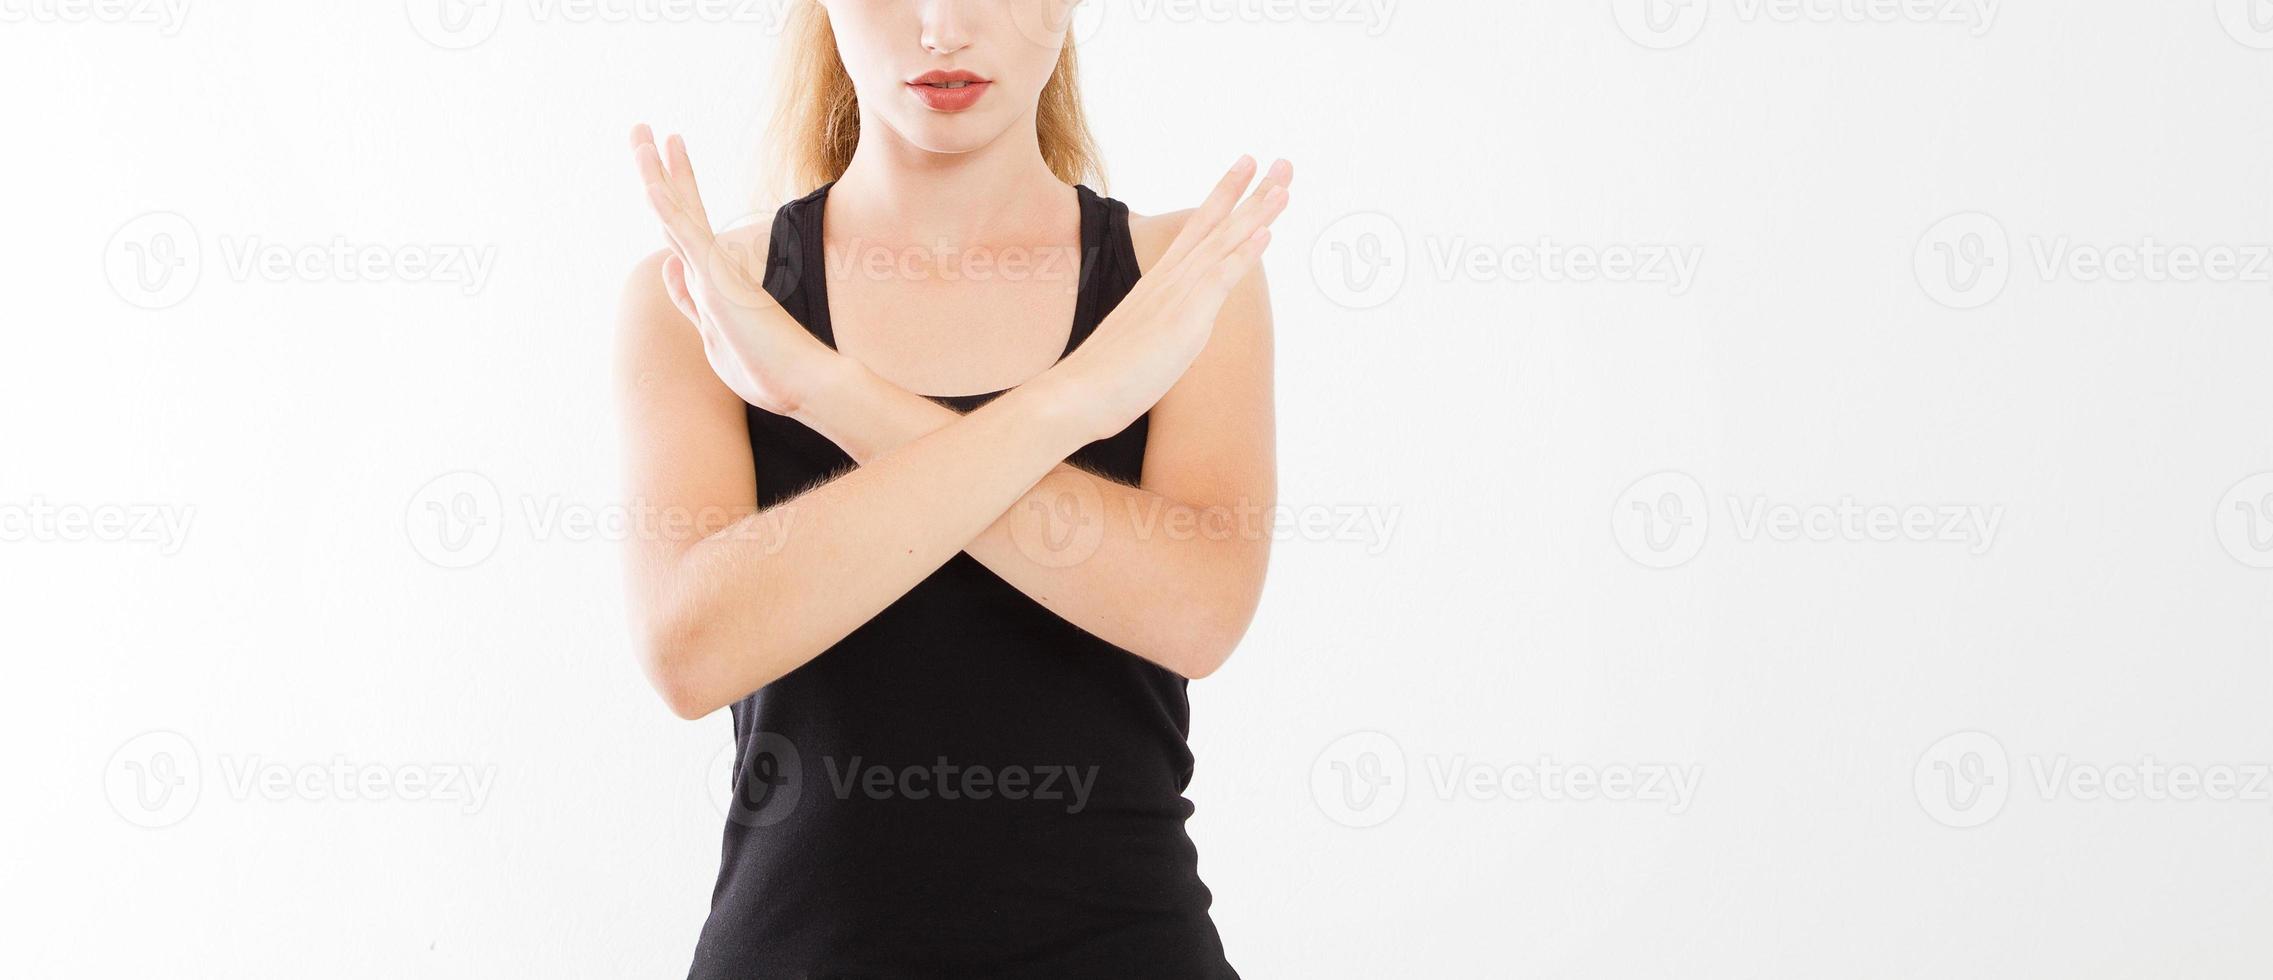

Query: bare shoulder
618,248,681,345
1125,208,1196,275
615,208,780,346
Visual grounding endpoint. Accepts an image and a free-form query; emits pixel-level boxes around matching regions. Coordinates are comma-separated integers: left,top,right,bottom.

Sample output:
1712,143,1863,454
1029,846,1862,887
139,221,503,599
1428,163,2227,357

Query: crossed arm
615,181,1278,720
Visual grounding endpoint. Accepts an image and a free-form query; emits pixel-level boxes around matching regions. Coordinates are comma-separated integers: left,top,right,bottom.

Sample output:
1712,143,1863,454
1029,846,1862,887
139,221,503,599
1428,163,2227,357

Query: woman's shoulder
622,202,786,302
1123,206,1196,275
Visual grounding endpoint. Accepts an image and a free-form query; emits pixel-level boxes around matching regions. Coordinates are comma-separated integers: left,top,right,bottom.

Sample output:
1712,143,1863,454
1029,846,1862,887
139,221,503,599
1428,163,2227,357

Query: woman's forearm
645,369,1094,718
791,362,1269,678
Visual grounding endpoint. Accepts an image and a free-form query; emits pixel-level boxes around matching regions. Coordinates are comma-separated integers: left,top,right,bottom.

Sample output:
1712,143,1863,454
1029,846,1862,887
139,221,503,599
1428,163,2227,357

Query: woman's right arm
614,250,1104,719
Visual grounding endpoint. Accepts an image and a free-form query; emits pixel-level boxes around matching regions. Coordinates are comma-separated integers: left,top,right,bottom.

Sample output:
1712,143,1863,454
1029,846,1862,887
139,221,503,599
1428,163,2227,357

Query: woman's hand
1040,156,1293,443
632,124,843,416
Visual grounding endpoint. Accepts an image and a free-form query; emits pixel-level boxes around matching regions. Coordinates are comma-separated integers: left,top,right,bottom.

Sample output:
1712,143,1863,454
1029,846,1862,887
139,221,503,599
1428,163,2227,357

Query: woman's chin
884,122,1016,160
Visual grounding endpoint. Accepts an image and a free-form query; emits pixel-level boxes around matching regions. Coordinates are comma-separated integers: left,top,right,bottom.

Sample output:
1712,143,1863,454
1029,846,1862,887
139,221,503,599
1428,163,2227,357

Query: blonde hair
763,1,1103,203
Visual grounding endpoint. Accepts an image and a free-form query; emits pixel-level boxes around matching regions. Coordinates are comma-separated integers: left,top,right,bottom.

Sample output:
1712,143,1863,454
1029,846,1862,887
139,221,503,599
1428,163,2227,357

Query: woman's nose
919,0,976,56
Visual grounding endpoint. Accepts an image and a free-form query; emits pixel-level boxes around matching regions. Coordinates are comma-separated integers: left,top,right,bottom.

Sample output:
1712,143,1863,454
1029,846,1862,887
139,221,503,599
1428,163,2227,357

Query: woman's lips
907,76,991,112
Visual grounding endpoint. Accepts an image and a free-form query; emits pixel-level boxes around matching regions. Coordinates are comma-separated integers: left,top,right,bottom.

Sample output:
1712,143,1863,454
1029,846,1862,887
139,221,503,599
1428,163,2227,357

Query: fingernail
1267,159,1291,180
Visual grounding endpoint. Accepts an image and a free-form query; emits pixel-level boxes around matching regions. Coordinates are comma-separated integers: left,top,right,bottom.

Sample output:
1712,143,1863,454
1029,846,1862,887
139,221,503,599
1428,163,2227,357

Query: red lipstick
907,70,991,112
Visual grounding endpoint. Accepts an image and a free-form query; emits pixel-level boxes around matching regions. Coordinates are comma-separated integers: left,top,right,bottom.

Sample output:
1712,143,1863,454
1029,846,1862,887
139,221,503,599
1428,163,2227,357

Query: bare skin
614,4,1288,720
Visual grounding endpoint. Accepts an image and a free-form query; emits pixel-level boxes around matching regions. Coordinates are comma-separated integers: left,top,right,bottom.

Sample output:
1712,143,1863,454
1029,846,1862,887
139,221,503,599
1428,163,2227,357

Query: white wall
9,1,2273,976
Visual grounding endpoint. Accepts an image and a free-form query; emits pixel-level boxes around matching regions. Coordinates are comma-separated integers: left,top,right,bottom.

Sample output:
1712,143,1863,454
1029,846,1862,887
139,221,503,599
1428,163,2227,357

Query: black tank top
686,182,1238,979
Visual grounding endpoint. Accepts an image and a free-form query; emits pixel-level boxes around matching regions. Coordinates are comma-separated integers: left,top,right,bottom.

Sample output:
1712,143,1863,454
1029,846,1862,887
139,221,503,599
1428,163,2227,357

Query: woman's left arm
789,235,1275,679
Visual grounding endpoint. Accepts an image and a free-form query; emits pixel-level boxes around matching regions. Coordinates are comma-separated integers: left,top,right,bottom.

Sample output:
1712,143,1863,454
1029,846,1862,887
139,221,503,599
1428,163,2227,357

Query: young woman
615,1,1289,975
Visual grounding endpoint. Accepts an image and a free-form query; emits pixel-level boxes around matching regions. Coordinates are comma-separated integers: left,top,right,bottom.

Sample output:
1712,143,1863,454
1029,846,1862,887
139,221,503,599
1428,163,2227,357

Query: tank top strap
762,181,838,348
1066,183,1140,358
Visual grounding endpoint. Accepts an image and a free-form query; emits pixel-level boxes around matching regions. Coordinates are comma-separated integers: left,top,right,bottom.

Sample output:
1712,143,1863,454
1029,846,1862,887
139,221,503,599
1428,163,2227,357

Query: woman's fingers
633,125,670,199
665,134,713,233
1152,178,1289,302
1190,175,1291,268
660,252,701,326
1158,158,1293,286
637,149,718,266
630,124,719,261
1211,227,1272,291
1155,155,1258,271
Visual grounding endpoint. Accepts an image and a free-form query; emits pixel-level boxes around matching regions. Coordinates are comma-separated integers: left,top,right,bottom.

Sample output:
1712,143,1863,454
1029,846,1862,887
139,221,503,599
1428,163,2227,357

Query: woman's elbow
1161,606,1256,680
1175,651,1229,681
636,625,738,720
656,674,726,721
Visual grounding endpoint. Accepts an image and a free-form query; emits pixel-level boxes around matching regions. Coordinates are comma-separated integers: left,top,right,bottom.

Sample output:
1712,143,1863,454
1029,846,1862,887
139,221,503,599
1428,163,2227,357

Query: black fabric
686,182,1237,980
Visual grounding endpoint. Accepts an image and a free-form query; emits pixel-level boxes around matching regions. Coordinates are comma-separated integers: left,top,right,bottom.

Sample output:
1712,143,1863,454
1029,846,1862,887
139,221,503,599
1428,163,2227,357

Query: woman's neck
827,115,1073,245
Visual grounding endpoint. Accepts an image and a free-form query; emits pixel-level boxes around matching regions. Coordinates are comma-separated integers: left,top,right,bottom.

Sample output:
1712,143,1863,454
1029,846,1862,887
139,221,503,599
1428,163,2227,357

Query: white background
8,0,2273,976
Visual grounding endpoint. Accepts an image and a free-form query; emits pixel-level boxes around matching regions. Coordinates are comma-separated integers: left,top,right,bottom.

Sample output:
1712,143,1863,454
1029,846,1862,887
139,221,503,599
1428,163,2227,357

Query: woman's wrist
785,351,1106,464
1014,367,1113,451
784,350,870,425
